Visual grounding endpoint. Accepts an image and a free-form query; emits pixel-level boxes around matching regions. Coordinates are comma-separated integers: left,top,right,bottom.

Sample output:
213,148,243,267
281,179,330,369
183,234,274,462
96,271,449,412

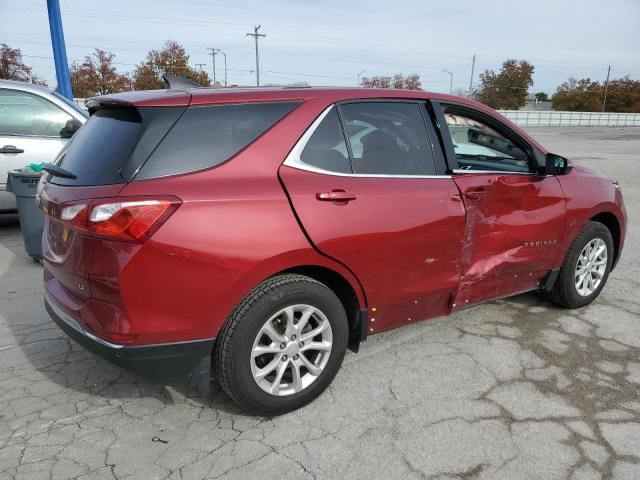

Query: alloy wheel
575,238,607,297
250,304,333,396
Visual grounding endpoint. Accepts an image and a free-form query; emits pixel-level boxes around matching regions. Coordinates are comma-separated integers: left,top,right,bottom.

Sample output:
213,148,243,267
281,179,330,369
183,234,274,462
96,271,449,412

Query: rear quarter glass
134,101,300,180
49,106,185,186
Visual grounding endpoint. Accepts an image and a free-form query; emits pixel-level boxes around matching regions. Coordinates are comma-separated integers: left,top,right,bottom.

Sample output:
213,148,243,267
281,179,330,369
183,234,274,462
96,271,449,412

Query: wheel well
591,212,621,267
282,266,363,351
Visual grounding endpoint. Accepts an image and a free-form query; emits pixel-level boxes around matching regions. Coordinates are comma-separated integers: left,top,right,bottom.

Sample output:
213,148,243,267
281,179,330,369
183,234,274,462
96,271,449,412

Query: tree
361,75,391,88
552,76,640,112
361,73,422,90
132,41,211,90
476,59,534,109
551,78,601,111
70,49,130,97
534,91,549,102
603,77,640,112
0,44,46,85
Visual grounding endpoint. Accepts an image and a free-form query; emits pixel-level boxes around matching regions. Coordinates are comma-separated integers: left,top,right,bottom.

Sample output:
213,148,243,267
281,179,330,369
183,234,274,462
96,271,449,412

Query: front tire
549,221,614,309
214,274,348,416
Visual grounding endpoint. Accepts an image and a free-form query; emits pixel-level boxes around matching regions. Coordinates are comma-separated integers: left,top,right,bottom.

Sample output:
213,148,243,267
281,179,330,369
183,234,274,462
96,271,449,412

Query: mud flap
540,269,561,292
348,308,368,353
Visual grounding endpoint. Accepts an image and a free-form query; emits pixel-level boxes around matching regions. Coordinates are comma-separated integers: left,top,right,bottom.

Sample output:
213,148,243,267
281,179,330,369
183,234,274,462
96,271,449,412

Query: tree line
1,41,211,97
1,42,638,112
363,59,639,113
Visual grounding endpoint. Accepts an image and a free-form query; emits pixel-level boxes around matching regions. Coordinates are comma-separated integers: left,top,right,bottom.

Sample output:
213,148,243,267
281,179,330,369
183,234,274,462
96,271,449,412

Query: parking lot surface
1,127,639,480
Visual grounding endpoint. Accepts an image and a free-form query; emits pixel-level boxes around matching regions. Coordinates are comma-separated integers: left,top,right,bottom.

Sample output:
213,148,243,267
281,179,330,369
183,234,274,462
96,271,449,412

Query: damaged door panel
452,172,566,307
430,100,568,309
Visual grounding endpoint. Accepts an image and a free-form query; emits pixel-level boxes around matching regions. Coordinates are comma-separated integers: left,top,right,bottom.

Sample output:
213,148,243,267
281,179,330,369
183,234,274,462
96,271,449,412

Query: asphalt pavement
0,126,638,479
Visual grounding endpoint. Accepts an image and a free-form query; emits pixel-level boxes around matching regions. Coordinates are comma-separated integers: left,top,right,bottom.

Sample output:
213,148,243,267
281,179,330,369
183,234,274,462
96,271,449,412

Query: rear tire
214,274,348,416
549,221,614,309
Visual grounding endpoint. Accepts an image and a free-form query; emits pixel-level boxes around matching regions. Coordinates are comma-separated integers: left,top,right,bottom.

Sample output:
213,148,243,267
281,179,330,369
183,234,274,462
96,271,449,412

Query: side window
137,101,299,180
0,89,72,137
339,102,436,175
299,109,351,174
443,108,530,173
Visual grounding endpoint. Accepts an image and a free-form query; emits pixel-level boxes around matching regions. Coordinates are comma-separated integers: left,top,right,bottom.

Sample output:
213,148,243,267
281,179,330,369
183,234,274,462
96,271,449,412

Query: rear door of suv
279,100,466,333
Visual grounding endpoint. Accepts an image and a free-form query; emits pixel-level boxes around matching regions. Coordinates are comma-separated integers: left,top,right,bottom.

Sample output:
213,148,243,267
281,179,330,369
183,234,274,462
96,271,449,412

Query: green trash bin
6,169,45,260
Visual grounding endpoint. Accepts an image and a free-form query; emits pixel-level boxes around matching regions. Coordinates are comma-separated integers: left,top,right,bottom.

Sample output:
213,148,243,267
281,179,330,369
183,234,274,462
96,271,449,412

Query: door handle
0,145,24,154
464,188,486,201
316,190,358,202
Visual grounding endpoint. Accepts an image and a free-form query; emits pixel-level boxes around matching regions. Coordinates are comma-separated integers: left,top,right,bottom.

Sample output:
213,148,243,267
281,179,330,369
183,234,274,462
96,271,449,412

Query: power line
6,1,639,74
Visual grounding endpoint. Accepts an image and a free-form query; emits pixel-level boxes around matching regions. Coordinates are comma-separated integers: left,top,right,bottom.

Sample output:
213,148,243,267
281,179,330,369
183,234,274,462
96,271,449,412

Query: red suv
39,85,627,415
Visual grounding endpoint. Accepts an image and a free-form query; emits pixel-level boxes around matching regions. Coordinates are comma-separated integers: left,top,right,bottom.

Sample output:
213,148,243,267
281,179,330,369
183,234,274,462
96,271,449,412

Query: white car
0,80,88,212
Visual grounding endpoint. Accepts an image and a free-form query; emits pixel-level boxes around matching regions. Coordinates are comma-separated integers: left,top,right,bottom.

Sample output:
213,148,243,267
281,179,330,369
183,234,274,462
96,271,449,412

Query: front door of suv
279,100,466,333
432,101,566,307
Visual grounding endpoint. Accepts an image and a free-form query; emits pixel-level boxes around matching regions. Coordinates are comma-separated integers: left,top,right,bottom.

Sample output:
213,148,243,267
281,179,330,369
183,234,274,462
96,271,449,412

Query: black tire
549,221,614,309
214,274,348,416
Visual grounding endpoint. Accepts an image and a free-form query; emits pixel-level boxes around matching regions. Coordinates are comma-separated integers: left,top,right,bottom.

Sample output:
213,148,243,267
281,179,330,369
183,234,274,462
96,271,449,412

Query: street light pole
217,50,228,87
442,69,453,95
357,70,366,87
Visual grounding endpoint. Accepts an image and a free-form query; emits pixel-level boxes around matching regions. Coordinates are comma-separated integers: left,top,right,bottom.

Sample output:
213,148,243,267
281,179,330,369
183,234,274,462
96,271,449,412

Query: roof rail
162,75,201,89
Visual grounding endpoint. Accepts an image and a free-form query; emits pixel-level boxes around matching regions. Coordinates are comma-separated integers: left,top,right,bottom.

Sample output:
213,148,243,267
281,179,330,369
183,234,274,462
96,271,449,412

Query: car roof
90,86,488,110
0,79,54,94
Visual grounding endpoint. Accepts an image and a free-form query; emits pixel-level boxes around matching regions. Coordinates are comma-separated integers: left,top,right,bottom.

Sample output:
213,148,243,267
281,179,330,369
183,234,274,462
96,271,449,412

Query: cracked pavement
1,127,639,479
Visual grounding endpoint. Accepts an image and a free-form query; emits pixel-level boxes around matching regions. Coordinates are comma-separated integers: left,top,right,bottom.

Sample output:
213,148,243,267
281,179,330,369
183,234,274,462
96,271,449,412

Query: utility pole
207,48,217,85
216,50,228,86
602,65,611,112
246,25,266,86
442,69,453,95
195,63,206,72
468,54,476,97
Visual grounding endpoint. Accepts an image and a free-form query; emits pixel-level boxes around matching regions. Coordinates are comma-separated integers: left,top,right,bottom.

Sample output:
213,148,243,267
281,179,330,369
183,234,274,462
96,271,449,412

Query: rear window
135,101,300,180
51,108,142,186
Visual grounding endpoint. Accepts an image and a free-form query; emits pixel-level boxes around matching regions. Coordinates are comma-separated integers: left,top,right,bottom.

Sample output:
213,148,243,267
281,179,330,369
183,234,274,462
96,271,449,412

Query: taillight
57,197,181,243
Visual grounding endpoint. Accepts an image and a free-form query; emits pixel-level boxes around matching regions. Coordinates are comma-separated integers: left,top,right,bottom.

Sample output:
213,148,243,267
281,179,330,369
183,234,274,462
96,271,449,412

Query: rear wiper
43,163,77,179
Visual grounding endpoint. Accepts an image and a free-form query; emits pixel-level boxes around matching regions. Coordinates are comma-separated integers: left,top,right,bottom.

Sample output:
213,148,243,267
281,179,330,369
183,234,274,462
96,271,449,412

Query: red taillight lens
57,197,181,243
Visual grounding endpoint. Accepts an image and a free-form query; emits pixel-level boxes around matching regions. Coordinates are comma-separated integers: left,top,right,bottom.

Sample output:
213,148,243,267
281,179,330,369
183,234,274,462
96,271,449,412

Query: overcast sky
2,0,639,94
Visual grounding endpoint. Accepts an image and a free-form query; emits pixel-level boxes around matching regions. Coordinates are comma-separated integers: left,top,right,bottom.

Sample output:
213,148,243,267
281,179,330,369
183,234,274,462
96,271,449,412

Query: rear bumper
45,291,214,384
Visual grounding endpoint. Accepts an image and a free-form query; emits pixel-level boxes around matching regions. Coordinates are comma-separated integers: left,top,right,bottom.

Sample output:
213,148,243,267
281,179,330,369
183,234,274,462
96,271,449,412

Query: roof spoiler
163,75,201,89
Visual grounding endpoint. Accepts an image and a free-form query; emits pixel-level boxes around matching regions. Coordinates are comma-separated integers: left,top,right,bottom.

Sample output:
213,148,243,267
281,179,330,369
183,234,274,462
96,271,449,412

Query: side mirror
60,119,82,138
545,153,570,175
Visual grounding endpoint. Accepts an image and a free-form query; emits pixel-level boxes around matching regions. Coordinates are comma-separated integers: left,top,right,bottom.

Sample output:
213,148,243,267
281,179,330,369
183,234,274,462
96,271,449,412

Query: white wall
498,110,640,127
